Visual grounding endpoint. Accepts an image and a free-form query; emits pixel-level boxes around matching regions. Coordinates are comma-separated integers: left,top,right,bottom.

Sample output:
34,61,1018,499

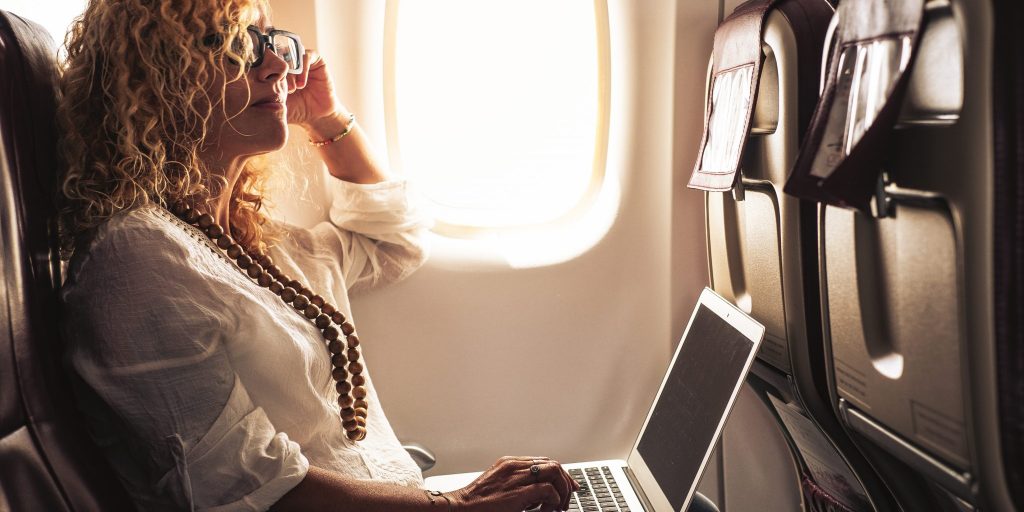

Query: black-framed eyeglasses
246,26,304,74
205,25,304,74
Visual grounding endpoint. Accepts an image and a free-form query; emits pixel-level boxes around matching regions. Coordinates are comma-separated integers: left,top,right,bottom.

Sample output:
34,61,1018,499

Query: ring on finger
530,463,541,482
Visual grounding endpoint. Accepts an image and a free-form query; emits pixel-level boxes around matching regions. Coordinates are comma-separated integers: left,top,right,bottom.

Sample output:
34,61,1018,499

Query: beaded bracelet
424,490,453,511
309,112,357,147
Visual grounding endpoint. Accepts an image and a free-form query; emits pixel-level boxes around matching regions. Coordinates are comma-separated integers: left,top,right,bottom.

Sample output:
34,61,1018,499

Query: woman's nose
256,46,289,82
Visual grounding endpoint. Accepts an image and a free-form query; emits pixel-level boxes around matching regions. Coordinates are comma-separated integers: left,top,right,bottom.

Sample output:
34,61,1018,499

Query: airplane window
388,0,608,232
3,0,85,51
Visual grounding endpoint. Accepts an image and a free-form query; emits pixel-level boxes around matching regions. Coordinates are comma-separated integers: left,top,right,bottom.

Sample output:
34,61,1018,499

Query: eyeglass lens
274,36,301,72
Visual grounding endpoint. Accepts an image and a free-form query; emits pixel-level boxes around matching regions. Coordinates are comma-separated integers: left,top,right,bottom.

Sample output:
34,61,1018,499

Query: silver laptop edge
625,287,765,511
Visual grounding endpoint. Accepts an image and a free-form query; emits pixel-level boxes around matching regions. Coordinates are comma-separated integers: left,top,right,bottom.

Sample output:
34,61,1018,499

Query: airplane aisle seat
690,1,905,511
0,9,134,511
785,0,1018,509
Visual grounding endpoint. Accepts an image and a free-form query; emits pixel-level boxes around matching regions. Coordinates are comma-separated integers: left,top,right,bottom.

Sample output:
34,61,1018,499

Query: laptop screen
636,304,756,510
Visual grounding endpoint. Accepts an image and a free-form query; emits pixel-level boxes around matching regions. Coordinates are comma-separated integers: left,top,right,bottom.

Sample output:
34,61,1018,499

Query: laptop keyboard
568,466,632,511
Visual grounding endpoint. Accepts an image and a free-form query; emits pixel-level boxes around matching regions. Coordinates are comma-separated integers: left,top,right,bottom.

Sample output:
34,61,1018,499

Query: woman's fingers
287,49,315,93
524,461,576,511
296,49,315,90
558,465,578,510
283,48,342,126
521,482,562,512
499,455,550,465
556,463,578,510
532,462,569,497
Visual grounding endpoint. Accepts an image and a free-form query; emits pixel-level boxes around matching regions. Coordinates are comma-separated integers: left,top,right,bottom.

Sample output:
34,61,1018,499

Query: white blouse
60,179,431,511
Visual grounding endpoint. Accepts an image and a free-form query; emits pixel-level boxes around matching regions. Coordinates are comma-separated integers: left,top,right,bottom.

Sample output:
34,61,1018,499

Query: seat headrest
0,9,60,210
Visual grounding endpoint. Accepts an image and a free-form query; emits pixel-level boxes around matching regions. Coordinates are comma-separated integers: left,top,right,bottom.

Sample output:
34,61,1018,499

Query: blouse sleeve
272,178,431,295
61,216,309,511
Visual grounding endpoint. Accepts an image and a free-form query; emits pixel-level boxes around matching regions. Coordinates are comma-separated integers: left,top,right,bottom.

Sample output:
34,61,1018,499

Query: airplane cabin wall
268,0,718,477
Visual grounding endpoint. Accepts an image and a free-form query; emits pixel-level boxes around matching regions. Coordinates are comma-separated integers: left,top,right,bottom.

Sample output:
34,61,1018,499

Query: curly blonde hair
58,0,275,258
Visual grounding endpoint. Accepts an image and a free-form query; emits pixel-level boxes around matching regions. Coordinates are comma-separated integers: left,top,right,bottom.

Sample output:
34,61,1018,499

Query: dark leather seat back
0,10,131,511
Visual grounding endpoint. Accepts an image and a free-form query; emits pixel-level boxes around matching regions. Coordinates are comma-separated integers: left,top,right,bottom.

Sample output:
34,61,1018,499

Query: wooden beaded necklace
170,202,369,442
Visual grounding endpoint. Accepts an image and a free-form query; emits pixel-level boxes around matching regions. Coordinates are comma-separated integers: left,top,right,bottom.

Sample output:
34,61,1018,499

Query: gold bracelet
309,113,357,147
424,490,453,511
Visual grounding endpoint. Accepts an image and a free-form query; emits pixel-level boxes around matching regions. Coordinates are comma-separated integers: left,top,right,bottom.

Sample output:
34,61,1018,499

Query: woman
57,0,577,510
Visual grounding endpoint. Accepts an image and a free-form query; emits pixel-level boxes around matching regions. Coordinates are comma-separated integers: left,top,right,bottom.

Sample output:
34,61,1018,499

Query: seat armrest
402,442,436,472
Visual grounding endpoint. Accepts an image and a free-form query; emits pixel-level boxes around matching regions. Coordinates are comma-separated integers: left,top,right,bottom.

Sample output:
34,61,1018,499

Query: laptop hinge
622,467,653,512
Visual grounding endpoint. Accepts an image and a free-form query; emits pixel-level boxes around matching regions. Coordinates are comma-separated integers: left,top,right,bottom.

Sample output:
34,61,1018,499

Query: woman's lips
251,97,285,110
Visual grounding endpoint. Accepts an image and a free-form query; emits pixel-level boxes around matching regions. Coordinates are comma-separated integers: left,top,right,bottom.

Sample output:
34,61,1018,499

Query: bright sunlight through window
391,0,605,231
3,0,84,50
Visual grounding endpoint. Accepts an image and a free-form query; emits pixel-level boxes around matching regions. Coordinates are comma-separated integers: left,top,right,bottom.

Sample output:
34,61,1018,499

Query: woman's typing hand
449,456,580,512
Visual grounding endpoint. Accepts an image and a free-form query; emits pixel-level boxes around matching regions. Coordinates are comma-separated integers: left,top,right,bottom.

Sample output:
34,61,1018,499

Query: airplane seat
691,0,901,510
0,9,133,510
786,0,1018,509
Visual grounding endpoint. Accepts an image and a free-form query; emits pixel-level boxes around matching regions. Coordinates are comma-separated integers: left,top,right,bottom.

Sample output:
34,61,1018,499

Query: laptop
425,287,766,511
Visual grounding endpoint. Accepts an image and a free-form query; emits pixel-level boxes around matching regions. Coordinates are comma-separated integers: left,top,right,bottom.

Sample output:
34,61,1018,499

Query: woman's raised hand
449,456,580,512
285,49,344,128
281,48,389,183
